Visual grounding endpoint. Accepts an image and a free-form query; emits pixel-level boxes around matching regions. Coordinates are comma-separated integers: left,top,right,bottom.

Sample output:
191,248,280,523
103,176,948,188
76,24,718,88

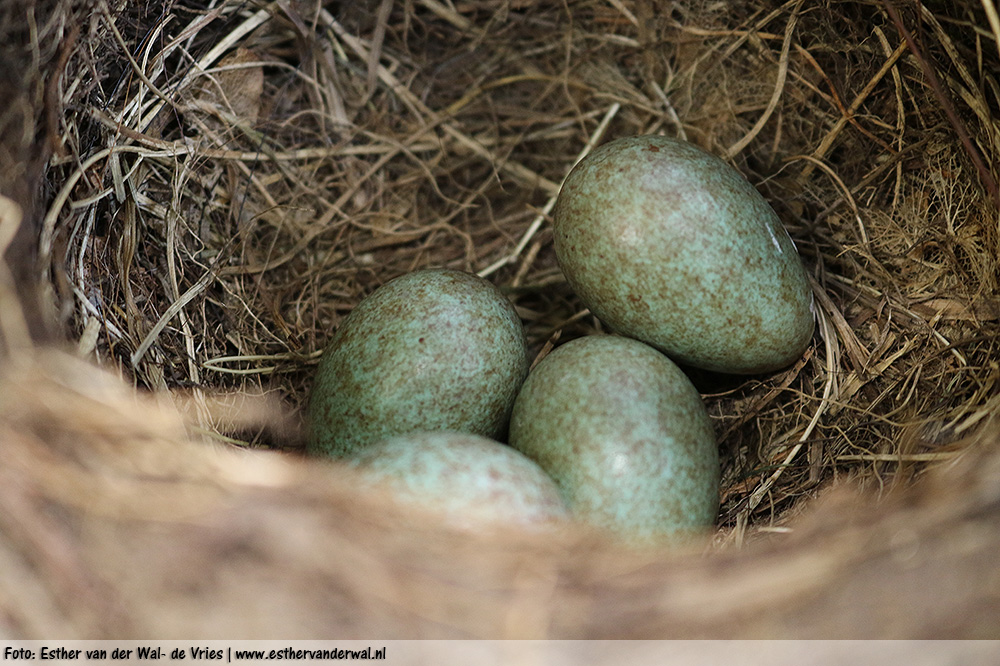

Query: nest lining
16,0,1000,546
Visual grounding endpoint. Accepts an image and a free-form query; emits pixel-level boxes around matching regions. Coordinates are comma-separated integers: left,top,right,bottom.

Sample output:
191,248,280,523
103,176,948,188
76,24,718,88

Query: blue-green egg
307,269,529,458
553,135,814,374
347,431,568,526
508,335,719,541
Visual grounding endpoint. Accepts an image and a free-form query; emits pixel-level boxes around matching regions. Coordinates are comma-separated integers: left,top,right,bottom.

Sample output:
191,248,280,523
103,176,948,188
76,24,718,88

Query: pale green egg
347,431,568,526
307,269,529,458
508,335,719,541
553,135,814,374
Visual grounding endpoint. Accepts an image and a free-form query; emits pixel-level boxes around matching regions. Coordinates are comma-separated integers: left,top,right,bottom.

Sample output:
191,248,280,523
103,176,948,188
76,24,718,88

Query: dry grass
2,0,1000,637
31,0,1000,531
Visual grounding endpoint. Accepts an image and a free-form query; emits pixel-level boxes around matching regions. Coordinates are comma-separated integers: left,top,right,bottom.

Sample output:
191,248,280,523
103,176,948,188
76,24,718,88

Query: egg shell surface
307,269,529,458
348,431,568,526
508,335,719,541
553,135,814,374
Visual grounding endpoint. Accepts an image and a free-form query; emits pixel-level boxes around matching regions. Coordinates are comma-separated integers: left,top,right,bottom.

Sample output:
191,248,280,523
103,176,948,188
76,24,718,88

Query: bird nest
1,0,999,638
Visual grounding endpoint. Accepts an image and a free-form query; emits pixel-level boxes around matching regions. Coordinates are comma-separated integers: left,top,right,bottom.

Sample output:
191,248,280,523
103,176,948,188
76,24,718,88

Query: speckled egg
508,335,719,541
307,269,529,458
553,135,814,374
348,431,569,526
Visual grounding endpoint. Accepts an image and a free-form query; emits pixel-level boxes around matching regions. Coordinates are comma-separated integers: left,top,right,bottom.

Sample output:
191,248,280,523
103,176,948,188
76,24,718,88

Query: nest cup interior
26,0,1000,539
3,0,1000,638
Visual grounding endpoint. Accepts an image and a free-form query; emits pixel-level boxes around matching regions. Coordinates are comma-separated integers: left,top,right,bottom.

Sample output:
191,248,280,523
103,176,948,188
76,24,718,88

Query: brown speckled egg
508,335,719,541
307,269,529,458
348,431,569,527
553,135,814,374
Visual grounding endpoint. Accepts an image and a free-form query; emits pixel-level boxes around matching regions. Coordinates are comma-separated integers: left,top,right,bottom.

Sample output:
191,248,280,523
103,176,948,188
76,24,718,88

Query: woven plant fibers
1,0,999,638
